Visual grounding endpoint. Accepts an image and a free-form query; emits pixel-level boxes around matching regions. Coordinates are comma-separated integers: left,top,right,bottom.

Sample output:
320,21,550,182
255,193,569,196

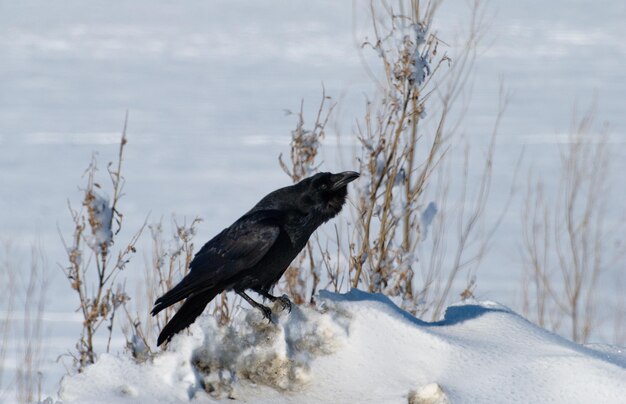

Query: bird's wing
151,210,281,315
191,209,282,273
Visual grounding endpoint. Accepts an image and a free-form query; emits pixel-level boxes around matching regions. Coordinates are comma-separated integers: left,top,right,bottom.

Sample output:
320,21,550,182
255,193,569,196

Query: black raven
151,171,359,346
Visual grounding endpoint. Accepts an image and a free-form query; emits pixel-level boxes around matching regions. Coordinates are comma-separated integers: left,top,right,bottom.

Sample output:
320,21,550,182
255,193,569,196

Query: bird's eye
319,183,329,191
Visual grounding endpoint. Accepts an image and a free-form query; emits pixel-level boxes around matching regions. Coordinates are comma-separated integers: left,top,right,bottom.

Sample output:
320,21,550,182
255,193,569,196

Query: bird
151,171,359,346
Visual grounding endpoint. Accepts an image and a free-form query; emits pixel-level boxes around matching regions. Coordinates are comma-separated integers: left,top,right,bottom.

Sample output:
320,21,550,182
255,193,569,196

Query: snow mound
59,289,626,403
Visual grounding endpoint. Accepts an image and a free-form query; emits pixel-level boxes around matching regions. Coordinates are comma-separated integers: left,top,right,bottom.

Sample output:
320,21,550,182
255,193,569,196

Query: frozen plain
1,0,625,401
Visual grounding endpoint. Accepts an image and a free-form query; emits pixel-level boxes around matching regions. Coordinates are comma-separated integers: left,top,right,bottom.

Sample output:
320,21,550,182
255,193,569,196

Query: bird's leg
256,290,292,313
237,291,273,323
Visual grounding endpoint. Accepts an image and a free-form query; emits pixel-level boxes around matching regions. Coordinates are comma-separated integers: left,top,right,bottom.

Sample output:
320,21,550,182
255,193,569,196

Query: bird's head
295,171,359,220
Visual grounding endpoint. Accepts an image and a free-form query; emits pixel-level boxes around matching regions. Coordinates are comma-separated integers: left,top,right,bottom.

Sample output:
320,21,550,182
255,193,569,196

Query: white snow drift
59,290,626,403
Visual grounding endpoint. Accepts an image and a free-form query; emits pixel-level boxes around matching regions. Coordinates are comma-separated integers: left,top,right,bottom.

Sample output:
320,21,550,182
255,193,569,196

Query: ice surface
59,290,626,403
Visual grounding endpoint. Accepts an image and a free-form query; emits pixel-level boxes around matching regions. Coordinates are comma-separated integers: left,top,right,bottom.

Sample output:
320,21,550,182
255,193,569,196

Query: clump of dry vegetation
521,106,626,343
1,243,48,404
348,0,498,320
274,0,505,320
60,116,145,370
123,215,202,357
16,247,47,404
0,244,17,403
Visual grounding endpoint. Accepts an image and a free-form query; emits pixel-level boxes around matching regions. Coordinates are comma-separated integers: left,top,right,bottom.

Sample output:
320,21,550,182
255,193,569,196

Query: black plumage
151,171,359,346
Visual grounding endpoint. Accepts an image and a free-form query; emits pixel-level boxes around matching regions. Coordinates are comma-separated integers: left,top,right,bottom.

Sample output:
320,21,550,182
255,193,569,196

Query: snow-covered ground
59,290,626,403
1,0,625,401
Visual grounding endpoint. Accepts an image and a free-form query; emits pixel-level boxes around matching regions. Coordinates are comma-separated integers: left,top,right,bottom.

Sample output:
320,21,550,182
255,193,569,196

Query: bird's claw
276,295,292,313
260,305,273,324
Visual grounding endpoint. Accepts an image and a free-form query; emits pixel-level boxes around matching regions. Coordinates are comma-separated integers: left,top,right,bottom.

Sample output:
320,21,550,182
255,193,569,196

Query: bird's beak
331,171,360,191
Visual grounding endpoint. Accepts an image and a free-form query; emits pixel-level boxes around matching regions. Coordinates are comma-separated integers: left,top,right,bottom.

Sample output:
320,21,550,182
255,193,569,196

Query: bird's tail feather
156,289,219,346
151,276,206,316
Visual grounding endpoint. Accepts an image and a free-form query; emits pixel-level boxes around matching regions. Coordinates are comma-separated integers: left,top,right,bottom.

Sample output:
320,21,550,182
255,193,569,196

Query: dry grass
613,280,626,345
521,105,626,343
268,0,509,322
0,243,17,402
350,0,461,292
418,85,514,320
60,115,145,370
16,246,47,404
0,243,48,403
124,215,202,356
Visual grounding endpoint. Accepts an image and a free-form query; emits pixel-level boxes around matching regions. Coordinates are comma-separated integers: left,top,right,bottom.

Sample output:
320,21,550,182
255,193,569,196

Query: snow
86,190,114,253
409,383,449,404
58,290,626,403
